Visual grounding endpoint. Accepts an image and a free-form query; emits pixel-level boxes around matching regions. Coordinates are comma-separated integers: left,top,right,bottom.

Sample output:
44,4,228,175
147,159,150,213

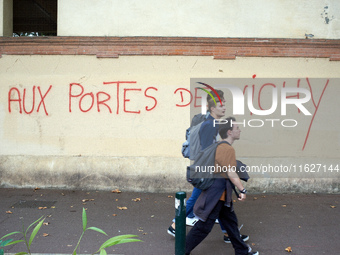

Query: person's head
219,117,241,142
207,89,226,119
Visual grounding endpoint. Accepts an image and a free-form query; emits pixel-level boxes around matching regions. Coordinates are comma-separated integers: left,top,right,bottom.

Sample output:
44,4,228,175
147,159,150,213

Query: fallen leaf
51,206,56,209
117,206,127,210
330,205,336,208
251,243,256,246
132,198,141,202
82,199,89,202
112,214,117,216
112,189,122,193
285,246,292,252
253,197,258,200
38,207,47,210
67,245,73,247
34,187,41,191
6,211,13,214
143,233,148,235
282,205,287,207
43,222,50,226
168,195,173,198
43,233,49,237
61,193,65,196
115,199,119,201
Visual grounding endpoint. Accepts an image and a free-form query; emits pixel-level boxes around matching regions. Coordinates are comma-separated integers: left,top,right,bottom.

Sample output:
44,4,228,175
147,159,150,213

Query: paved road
0,188,339,255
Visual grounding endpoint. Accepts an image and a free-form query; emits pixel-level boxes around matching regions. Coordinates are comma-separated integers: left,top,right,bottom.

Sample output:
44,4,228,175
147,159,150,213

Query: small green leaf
28,218,45,248
82,208,87,232
0,231,22,240
99,249,107,255
115,238,143,245
1,239,13,246
99,235,141,250
6,240,25,246
14,252,28,255
25,216,44,235
87,227,107,236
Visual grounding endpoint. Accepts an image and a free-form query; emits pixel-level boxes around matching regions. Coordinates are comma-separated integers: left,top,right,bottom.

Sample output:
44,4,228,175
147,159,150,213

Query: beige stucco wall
58,0,340,39
0,55,339,192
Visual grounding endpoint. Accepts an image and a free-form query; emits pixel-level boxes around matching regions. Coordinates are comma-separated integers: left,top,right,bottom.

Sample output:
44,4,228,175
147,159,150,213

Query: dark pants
185,200,249,255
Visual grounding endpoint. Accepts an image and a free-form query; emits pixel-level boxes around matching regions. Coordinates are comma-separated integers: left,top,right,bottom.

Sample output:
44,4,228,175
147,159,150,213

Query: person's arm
215,144,246,201
227,170,246,201
218,170,246,201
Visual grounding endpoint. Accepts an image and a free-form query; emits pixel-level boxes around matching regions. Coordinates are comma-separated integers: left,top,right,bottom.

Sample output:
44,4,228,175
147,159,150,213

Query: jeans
173,187,227,233
186,187,202,218
185,200,248,255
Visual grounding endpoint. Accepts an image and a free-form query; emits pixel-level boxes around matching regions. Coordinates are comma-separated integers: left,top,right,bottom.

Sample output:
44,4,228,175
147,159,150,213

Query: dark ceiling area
13,0,57,36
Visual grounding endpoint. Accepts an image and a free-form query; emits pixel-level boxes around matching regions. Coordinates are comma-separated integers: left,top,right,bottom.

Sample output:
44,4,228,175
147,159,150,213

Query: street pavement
0,188,339,255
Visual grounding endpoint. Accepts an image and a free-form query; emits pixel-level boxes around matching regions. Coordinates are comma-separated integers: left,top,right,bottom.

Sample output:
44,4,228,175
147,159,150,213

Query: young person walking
185,117,259,255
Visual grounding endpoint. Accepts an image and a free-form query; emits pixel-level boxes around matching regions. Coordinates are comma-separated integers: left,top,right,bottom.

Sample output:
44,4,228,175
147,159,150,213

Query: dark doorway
13,0,57,36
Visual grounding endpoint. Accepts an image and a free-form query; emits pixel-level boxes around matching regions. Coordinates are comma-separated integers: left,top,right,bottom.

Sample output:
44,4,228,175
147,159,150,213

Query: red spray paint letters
8,85,52,116
69,81,158,114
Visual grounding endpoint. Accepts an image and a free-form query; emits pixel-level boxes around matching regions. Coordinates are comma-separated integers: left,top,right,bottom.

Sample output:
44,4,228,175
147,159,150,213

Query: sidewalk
0,188,339,255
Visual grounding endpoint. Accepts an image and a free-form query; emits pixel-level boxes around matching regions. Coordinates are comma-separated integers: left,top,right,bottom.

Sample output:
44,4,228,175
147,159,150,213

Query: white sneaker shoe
186,216,199,226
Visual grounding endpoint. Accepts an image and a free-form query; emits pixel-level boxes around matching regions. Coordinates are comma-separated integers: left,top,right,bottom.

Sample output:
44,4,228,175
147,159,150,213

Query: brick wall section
0,37,339,60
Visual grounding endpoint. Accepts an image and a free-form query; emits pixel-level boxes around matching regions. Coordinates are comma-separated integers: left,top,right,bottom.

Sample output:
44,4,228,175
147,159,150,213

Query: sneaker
167,225,175,237
224,234,249,243
247,245,259,255
186,216,199,226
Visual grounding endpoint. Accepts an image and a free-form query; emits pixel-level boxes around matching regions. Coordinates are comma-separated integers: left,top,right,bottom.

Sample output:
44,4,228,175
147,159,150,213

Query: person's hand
238,193,246,201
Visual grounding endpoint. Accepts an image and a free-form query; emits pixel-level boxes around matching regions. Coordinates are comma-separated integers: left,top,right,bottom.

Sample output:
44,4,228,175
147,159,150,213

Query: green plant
0,208,141,255
72,208,142,255
0,215,45,255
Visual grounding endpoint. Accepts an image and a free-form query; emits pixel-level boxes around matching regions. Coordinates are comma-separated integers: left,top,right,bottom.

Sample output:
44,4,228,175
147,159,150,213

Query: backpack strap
217,140,231,146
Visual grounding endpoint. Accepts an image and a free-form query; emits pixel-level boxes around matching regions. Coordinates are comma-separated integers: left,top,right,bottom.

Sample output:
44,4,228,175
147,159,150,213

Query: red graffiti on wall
68,81,158,114
7,78,330,150
8,85,52,115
